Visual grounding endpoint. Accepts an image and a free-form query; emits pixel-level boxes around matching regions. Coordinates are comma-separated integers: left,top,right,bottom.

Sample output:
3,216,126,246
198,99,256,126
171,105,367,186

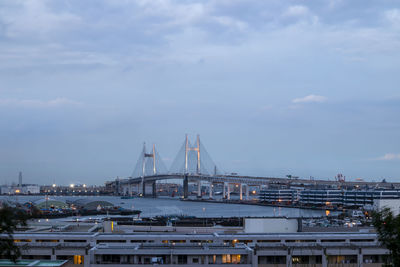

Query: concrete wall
374,199,400,216
244,218,298,233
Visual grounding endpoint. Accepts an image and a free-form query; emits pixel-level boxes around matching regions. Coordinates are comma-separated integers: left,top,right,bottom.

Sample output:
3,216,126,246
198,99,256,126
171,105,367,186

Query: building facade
4,229,388,267
260,189,400,208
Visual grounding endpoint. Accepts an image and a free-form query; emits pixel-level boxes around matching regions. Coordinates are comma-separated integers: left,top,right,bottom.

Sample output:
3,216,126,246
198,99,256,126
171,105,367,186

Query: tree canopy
372,208,400,266
0,205,28,262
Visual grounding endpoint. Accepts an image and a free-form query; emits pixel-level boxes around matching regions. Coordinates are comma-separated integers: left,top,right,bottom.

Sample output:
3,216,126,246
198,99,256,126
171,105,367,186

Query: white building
0,184,40,195
374,198,400,216
21,184,40,194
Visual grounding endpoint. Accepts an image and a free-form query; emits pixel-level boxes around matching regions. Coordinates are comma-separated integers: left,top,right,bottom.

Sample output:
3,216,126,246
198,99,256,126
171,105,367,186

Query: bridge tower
183,134,202,198
184,134,201,174
141,143,156,176
140,143,157,197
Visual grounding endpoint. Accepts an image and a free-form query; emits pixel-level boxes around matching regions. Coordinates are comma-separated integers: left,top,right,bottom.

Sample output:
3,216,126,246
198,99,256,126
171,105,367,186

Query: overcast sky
0,0,399,185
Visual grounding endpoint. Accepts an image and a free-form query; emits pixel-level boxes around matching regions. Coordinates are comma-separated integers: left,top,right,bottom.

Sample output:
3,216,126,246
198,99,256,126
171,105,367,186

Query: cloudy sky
0,0,399,185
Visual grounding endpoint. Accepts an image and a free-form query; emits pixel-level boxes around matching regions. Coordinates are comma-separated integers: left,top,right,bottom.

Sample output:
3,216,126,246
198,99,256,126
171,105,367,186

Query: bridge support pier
209,183,213,199
245,184,249,200
152,182,156,198
183,175,189,199
239,183,243,201
142,181,146,197
227,183,231,200
197,181,201,198
223,182,226,199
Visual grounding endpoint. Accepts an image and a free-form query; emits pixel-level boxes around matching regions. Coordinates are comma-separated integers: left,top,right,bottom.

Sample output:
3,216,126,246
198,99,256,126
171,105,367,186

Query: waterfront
0,195,334,218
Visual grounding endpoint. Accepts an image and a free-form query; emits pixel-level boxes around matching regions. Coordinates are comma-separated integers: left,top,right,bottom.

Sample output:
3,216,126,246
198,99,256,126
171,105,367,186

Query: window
178,255,187,264
190,240,213,243
286,240,316,243
102,255,120,263
257,240,280,243
131,240,146,243
74,255,84,265
96,240,126,243
258,256,286,264
222,255,231,263
238,240,253,244
57,256,72,260
328,255,357,264
350,239,375,243
364,255,384,263
231,255,242,264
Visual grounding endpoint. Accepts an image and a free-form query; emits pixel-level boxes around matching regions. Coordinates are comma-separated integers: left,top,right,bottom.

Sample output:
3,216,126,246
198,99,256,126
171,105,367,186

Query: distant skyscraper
18,171,22,187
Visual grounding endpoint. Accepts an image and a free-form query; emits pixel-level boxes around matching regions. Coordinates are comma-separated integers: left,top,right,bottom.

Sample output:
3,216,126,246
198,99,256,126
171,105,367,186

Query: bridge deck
121,174,399,188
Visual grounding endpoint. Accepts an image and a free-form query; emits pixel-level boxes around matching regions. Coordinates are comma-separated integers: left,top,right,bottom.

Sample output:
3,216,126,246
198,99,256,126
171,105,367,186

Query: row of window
97,254,247,265
14,238,376,244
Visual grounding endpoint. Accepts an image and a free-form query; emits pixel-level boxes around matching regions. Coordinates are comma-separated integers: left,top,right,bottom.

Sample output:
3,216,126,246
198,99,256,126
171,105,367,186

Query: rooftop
0,260,67,267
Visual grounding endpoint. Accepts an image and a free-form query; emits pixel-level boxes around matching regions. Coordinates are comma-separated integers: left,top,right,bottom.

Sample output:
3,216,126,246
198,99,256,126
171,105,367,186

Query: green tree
0,205,28,262
372,208,400,266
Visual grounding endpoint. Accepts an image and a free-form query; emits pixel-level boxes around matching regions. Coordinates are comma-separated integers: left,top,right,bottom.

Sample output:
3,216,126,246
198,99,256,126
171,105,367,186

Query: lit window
74,255,84,264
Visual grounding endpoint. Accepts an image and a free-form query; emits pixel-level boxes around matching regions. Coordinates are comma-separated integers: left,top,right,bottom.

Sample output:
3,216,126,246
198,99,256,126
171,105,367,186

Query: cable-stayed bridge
113,135,400,199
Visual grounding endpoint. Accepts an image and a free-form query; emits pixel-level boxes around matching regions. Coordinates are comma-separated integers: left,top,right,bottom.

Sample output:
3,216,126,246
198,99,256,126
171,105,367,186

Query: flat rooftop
0,260,67,267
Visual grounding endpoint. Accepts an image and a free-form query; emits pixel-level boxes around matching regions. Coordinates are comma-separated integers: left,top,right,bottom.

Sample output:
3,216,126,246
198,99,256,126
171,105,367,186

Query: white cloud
1,0,81,40
136,0,207,26
0,0,398,70
376,153,400,161
213,16,247,31
281,5,319,26
328,0,344,9
385,9,400,27
259,105,273,111
0,98,82,108
292,95,327,104
283,5,310,17
133,0,247,31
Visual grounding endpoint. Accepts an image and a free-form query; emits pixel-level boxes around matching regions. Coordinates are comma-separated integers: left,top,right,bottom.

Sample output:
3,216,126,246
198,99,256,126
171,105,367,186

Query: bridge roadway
119,174,400,199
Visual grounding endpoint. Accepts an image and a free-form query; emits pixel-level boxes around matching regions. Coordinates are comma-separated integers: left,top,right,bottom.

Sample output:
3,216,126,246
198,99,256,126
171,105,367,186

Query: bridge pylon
141,142,157,177
130,142,168,197
185,134,201,175
170,134,219,175
140,143,157,196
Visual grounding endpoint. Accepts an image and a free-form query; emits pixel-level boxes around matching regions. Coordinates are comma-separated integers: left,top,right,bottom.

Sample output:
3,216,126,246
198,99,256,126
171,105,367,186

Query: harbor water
0,195,334,218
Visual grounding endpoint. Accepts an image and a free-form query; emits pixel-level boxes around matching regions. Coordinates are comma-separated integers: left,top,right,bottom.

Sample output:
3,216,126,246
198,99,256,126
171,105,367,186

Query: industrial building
0,172,40,195
259,189,400,208
1,184,40,195
1,217,388,267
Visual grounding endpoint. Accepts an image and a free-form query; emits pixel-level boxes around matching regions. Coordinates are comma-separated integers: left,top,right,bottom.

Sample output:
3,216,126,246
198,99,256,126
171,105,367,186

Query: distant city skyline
0,0,399,185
